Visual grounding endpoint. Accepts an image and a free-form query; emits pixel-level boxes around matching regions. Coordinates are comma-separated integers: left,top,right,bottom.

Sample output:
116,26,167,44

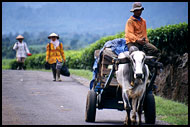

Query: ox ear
145,56,157,59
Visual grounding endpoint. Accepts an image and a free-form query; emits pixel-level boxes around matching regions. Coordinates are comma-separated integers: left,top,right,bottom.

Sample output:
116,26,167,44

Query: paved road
2,70,170,125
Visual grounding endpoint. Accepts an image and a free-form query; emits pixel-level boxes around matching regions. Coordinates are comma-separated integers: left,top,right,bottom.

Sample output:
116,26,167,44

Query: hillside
2,2,188,35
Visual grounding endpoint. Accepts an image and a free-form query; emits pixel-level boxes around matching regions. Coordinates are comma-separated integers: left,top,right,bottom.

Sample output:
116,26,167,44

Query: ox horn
145,56,157,59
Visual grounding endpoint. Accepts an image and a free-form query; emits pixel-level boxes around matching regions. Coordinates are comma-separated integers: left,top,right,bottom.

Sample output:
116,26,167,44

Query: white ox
116,48,151,125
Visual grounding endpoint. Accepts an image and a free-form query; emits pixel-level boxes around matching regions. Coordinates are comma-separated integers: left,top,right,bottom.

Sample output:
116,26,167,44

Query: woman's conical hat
16,35,24,40
48,33,59,39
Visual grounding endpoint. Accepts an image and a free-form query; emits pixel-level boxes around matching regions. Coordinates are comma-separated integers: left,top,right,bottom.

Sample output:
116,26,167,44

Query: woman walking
46,33,66,81
13,35,31,70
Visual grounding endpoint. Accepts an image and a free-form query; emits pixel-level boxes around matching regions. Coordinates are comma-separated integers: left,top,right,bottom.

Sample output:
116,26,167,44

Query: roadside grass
2,64,188,125
69,69,93,80
155,96,188,125
2,59,15,69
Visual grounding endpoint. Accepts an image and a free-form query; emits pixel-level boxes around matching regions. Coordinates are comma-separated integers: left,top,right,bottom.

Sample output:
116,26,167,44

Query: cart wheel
85,90,97,122
143,93,156,124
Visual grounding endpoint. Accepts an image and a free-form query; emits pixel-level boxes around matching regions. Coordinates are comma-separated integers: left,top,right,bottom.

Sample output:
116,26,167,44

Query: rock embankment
155,53,188,104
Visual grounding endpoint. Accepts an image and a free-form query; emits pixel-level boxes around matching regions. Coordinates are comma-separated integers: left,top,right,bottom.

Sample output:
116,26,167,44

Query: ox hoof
124,120,132,125
131,119,136,125
131,121,137,125
124,121,128,125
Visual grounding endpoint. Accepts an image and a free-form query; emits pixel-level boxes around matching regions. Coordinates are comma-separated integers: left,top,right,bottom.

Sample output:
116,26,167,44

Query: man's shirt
125,16,149,44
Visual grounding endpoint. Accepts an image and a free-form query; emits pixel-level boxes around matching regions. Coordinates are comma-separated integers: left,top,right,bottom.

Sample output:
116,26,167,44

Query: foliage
9,59,18,69
67,23,188,70
147,23,188,64
79,23,188,70
2,59,15,69
2,46,16,59
9,53,46,70
8,23,188,70
24,53,46,69
80,32,125,70
65,50,84,69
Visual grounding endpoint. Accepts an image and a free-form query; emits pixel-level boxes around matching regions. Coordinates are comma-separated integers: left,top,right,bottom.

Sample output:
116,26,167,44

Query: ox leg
138,109,142,125
131,98,137,125
123,93,131,110
122,91,131,125
137,92,146,125
126,109,131,125
124,107,131,125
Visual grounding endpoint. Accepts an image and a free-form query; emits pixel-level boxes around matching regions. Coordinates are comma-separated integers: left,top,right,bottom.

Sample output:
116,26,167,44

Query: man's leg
127,42,143,52
143,43,161,59
143,42,162,70
16,57,22,70
21,57,25,70
143,43,161,92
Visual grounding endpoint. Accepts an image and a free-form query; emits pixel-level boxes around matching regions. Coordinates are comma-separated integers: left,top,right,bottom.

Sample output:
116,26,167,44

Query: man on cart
89,2,163,92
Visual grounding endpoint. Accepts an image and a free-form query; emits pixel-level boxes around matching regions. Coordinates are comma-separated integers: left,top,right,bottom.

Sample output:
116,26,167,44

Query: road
2,70,170,125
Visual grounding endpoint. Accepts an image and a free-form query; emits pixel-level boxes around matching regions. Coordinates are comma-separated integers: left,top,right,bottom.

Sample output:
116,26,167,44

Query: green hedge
10,23,188,70
80,32,125,70
65,50,83,69
147,22,188,56
10,53,46,69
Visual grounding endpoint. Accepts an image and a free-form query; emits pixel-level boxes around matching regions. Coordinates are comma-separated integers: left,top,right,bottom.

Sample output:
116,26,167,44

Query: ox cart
85,48,160,124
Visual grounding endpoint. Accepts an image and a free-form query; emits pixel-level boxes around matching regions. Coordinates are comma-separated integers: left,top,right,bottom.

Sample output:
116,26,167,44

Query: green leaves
148,22,188,61
9,23,188,70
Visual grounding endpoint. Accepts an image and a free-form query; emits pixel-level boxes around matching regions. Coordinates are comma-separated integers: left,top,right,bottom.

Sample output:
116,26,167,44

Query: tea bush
9,23,188,70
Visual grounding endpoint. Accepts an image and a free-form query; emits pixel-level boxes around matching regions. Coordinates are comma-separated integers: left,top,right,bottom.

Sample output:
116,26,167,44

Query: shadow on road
89,120,157,125
93,120,124,125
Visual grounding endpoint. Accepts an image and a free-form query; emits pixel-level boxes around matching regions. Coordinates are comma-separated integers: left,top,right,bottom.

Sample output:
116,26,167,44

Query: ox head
129,50,145,79
123,46,154,81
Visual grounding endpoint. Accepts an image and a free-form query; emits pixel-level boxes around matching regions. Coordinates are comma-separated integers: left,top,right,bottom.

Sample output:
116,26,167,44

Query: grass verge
155,96,188,125
69,69,93,80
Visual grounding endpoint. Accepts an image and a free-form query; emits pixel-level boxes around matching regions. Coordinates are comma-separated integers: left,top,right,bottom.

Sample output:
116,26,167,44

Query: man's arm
13,42,18,50
125,20,138,43
24,43,30,54
136,37,146,45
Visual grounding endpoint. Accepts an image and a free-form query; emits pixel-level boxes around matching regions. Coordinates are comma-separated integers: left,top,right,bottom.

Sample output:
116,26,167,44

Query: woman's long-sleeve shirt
46,42,66,64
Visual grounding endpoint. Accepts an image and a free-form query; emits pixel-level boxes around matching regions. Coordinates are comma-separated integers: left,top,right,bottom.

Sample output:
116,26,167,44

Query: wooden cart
85,48,157,124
